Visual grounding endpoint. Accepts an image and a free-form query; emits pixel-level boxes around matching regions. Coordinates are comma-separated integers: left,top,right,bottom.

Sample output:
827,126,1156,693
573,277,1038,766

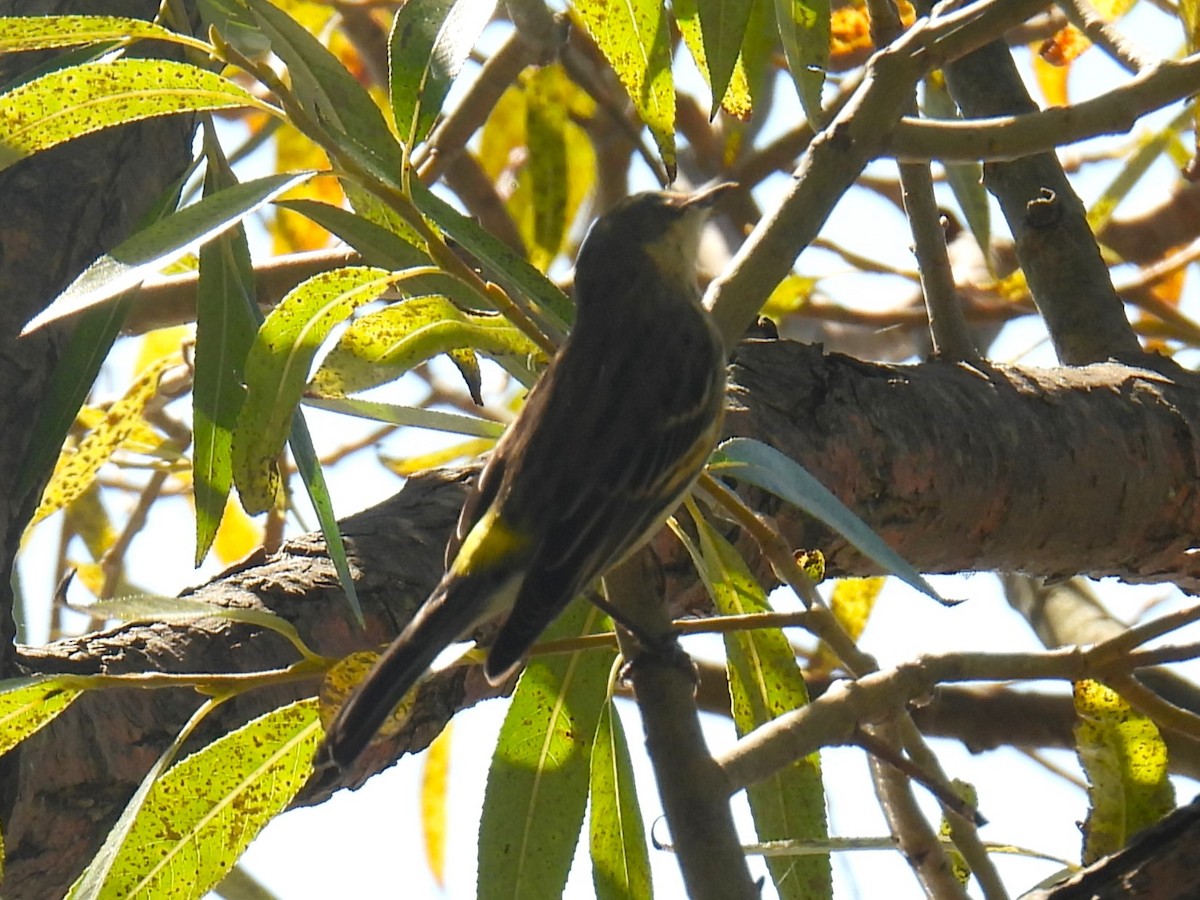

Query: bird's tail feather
322,577,476,770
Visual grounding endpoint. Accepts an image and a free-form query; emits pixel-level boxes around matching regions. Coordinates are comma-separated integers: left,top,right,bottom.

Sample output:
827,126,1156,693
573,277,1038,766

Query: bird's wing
484,308,725,680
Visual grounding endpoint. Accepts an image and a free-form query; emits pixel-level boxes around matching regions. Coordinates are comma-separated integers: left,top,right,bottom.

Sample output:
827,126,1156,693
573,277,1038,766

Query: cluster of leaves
1,1,847,896
2,0,1200,898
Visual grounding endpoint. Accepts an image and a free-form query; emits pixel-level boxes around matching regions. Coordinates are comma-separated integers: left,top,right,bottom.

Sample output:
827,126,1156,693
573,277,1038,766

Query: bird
319,183,734,771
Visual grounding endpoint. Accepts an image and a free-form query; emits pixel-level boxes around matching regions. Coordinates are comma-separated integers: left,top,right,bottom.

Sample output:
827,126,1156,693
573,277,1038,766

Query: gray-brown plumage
320,184,732,771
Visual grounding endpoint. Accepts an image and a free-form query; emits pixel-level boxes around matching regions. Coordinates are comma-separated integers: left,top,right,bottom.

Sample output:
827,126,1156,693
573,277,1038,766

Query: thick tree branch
941,28,1141,364
9,339,1200,893
888,53,1200,162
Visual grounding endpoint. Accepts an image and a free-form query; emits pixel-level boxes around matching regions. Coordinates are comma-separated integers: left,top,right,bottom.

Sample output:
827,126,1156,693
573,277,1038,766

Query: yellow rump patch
451,508,530,576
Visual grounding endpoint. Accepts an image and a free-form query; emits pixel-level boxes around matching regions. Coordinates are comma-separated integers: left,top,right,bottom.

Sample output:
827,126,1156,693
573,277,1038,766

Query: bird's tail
320,575,486,771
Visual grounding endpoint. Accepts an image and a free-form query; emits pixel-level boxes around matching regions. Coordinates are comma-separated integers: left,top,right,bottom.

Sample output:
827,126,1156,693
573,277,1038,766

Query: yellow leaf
211,494,264,565
134,325,192,378
1031,49,1070,106
572,0,676,176
319,651,418,740
32,357,176,526
1074,680,1175,864
381,437,496,476
421,723,453,887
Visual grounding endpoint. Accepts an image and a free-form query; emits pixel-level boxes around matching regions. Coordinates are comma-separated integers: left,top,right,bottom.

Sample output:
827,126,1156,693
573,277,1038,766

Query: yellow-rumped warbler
321,184,734,770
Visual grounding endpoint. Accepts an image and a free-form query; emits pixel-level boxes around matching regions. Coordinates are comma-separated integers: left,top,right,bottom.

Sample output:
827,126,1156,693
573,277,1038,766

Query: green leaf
0,677,82,757
16,300,129,497
695,0,755,119
710,437,943,604
689,515,830,900
310,295,545,397
572,0,676,178
524,65,570,270
1074,680,1175,865
1087,106,1192,236
302,396,505,438
193,127,261,565
276,198,482,311
243,0,404,179
0,59,270,173
289,406,365,627
674,0,754,120
197,0,271,56
23,172,311,333
72,699,321,899
590,699,652,900
77,594,317,662
276,198,432,270
231,266,406,514
0,14,209,53
478,603,614,900
773,0,829,126
923,74,990,267
410,178,574,328
388,0,498,146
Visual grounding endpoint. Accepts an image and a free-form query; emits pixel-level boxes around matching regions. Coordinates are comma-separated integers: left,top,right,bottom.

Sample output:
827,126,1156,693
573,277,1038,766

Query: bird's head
573,183,737,305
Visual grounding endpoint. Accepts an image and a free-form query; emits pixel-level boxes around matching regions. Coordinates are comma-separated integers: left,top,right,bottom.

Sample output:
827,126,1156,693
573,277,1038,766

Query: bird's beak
683,181,738,210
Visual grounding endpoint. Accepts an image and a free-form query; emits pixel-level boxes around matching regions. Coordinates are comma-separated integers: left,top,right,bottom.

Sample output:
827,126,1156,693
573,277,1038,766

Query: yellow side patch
451,508,530,576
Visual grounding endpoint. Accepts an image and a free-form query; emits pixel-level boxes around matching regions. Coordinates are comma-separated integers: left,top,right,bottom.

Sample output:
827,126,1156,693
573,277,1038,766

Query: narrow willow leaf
231,266,406,514
711,437,943,603
422,724,454,887
389,0,497,146
77,699,321,899
0,14,210,53
193,127,260,564
31,357,175,527
244,0,403,179
829,577,884,642
774,0,830,126
483,67,597,274
68,699,223,900
812,577,885,673
1183,0,1200,182
0,59,270,173
288,404,365,626
16,299,130,496
382,437,496,476
674,0,754,120
694,0,755,118
590,700,652,900
478,603,614,900
689,515,830,900
1074,680,1175,864
23,172,310,333
410,178,574,328
303,396,504,438
197,0,271,56
1087,106,1192,236
738,0,777,110
572,0,677,177
923,74,990,266
275,198,482,311
78,594,318,662
65,481,117,560
525,65,569,270
310,296,545,397
0,677,82,756
18,163,191,495
275,198,432,270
